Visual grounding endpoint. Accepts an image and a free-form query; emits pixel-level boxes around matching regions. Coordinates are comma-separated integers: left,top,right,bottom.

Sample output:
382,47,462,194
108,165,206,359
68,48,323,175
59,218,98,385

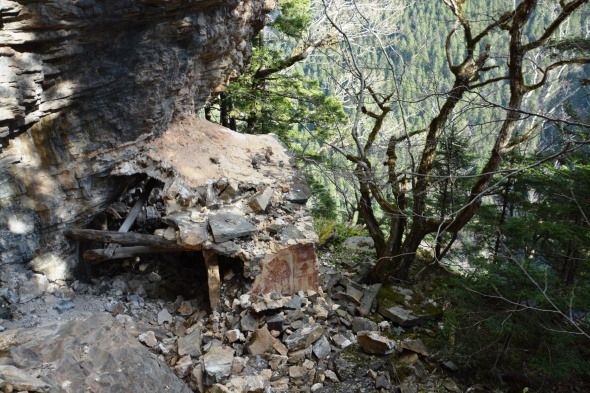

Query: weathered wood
84,246,185,264
103,178,159,257
203,250,221,310
103,243,120,258
119,179,158,233
65,229,183,249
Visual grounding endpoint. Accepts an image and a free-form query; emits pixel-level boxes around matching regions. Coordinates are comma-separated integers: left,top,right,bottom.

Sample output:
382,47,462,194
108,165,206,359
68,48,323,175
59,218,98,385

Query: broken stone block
283,323,324,351
207,241,241,257
246,326,276,356
378,305,439,328
226,375,267,393
279,225,305,241
245,355,269,373
342,236,375,252
324,369,339,383
357,283,381,316
218,179,239,202
312,335,331,360
240,312,257,332
375,371,392,390
287,348,308,364
225,329,242,343
18,273,48,303
273,340,289,357
285,183,312,204
351,317,378,334
157,308,173,325
269,354,288,370
248,187,274,213
346,282,364,303
228,357,245,376
163,212,208,248
331,333,352,349
266,314,285,332
191,363,206,393
163,226,177,241
401,338,430,357
178,330,202,357
203,346,235,384
139,331,158,348
289,365,306,379
356,331,395,355
174,355,193,377
208,207,257,243
177,300,193,316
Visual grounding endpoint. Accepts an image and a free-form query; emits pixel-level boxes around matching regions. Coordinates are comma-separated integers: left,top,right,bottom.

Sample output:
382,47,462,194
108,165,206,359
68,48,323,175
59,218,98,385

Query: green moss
376,285,406,309
317,220,336,245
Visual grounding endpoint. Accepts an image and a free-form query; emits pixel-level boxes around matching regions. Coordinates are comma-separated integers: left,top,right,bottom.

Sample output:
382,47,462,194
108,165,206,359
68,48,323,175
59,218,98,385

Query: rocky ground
0,236,473,393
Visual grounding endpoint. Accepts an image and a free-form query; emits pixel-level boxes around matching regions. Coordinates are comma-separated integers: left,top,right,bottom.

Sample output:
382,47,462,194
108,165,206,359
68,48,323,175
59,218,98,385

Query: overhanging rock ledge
0,0,275,274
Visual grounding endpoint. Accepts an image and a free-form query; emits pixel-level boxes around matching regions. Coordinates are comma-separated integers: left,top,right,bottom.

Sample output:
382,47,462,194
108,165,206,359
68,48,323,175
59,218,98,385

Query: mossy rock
377,285,442,327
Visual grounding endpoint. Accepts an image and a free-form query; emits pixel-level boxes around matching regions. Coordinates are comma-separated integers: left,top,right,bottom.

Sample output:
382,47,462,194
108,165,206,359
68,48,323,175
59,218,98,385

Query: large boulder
0,313,192,392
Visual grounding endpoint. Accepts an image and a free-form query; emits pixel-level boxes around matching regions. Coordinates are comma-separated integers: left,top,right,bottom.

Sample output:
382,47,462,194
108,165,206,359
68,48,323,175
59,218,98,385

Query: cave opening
72,176,247,310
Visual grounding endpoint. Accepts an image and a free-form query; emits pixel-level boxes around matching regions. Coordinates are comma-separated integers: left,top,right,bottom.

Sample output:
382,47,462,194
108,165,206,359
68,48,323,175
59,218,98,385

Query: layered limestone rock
0,0,274,272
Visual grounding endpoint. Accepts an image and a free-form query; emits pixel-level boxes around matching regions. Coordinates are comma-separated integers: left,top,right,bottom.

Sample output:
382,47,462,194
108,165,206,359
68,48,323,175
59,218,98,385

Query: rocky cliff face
0,0,273,271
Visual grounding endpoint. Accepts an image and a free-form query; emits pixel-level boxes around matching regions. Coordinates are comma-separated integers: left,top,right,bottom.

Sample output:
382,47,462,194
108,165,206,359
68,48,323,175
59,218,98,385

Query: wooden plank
103,178,159,257
119,178,158,233
84,246,185,264
203,250,221,310
103,243,120,258
65,229,183,249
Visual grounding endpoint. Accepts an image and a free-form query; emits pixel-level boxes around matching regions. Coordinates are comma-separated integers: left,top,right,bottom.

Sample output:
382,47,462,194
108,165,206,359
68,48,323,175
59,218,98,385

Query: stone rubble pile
123,261,456,393
0,252,460,393
63,118,322,304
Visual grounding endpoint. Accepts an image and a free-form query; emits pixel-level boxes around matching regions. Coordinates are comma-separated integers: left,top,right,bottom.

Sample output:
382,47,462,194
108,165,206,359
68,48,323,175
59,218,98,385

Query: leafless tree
315,0,590,282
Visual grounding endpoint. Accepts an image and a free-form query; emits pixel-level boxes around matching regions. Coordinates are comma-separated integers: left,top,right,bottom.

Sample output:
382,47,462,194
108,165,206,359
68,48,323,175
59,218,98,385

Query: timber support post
203,250,221,310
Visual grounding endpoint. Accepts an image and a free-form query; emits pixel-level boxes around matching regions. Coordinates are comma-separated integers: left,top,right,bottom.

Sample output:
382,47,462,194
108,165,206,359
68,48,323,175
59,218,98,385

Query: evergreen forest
204,0,590,390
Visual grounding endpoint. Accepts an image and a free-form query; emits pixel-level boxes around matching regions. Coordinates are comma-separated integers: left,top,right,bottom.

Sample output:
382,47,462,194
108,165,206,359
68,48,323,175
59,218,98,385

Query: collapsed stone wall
0,0,274,272
109,116,319,299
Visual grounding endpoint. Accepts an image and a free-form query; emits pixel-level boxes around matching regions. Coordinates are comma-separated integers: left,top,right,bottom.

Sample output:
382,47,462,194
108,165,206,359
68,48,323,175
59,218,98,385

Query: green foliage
223,65,345,144
207,0,346,147
313,217,366,246
440,258,590,383
270,0,311,38
306,175,338,220
437,151,590,386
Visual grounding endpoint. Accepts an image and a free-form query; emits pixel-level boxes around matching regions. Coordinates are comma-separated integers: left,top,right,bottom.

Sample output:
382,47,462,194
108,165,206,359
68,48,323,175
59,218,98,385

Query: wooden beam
203,250,221,310
65,229,183,249
104,178,159,257
84,246,186,264
119,178,158,233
